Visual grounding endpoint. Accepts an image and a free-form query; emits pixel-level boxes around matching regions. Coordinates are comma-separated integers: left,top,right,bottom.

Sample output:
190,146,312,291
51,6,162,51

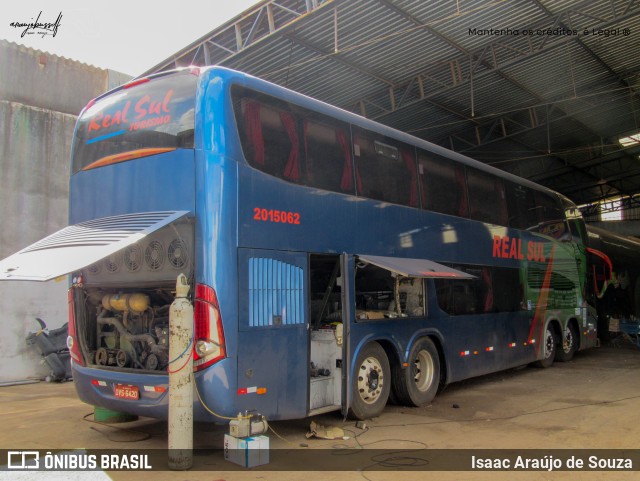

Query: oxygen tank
168,274,193,470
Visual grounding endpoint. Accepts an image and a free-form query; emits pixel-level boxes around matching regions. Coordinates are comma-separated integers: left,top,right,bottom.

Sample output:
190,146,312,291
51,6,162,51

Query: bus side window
418,152,469,218
240,100,301,182
436,265,523,315
436,278,478,315
233,86,303,183
233,86,358,195
505,182,538,230
506,183,568,238
304,120,355,195
352,127,419,208
492,267,524,312
533,191,568,239
466,168,508,226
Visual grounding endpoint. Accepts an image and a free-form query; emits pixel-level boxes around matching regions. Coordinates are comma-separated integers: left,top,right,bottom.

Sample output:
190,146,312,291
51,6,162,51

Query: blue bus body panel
234,156,577,386
68,150,200,418
72,358,238,421
69,150,195,223
235,157,558,268
235,249,308,419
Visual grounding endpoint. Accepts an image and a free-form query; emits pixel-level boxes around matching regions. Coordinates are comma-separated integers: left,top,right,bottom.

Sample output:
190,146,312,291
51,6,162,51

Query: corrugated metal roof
144,0,640,208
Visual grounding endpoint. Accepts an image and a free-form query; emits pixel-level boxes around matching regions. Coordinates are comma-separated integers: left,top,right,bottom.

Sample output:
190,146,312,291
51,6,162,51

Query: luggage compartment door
236,248,308,419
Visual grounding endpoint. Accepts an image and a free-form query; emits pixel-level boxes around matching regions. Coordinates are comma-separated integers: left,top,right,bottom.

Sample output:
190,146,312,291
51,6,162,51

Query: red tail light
66,288,85,366
193,284,226,371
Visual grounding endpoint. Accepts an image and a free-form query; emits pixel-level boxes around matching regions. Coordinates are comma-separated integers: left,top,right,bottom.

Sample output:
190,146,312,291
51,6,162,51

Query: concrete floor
1,342,639,481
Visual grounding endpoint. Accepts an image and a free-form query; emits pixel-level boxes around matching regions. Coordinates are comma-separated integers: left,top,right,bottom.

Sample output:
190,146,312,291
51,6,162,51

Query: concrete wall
0,102,76,381
0,40,131,115
0,40,130,382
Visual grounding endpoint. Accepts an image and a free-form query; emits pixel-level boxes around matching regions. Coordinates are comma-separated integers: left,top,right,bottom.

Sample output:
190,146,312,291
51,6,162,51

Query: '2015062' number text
253,207,300,225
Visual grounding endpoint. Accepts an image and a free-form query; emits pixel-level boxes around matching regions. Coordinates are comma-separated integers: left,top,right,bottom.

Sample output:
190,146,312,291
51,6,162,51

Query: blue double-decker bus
0,66,602,421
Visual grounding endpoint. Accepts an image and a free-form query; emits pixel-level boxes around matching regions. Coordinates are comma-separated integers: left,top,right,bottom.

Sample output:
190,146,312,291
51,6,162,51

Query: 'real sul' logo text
87,89,174,134
6,451,152,470
492,235,547,262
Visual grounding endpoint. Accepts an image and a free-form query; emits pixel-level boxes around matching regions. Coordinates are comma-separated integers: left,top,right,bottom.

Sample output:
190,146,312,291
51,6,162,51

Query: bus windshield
71,69,198,174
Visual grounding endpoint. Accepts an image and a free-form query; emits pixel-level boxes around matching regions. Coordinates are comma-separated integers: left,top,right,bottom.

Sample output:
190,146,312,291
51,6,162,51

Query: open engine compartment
75,286,177,372
71,220,194,373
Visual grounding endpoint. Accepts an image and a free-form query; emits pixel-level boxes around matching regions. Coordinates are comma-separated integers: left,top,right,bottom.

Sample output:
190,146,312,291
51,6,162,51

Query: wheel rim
562,328,574,354
544,328,555,359
357,356,384,405
413,350,435,393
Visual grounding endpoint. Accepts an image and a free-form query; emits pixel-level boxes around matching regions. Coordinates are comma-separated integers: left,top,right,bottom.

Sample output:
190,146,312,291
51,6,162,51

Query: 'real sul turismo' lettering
133,90,173,120
87,89,174,133
492,235,546,262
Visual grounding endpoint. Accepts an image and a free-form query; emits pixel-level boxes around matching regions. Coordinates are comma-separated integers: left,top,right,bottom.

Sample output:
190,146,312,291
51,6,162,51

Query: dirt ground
1,341,639,480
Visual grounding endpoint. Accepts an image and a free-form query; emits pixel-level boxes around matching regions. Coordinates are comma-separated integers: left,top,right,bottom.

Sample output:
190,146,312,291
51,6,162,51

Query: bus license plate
114,384,139,400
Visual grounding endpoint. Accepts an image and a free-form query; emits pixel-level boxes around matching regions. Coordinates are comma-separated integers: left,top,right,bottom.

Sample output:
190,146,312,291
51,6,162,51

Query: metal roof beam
532,143,640,183
535,151,640,184
140,0,335,77
530,0,640,99
283,31,395,87
447,91,626,156
409,93,606,189
356,0,636,191
375,0,469,54
350,0,640,121
555,165,640,195
542,148,640,203
349,1,613,159
581,194,640,217
438,99,621,193
564,175,640,201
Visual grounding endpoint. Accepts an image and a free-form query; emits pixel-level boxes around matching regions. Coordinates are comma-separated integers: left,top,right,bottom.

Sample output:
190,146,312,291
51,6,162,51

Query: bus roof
204,66,571,205
90,65,572,208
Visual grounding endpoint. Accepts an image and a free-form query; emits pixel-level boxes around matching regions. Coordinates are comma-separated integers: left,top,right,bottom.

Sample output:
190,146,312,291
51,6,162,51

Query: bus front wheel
349,342,390,420
392,337,440,407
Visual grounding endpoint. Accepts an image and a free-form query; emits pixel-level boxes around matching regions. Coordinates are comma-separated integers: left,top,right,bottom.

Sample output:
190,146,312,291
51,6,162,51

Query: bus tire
349,342,390,420
534,324,557,368
555,322,578,362
392,337,440,407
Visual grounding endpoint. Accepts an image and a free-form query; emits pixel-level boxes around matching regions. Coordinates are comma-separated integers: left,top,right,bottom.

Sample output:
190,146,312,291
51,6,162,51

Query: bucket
93,406,138,423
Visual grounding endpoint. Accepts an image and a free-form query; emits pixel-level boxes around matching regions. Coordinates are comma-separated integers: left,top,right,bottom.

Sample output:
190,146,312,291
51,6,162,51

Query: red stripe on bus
527,244,556,357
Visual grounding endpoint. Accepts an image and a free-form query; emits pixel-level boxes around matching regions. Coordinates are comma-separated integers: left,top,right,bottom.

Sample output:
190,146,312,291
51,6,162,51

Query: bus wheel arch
349,341,391,420
392,336,441,407
555,319,579,362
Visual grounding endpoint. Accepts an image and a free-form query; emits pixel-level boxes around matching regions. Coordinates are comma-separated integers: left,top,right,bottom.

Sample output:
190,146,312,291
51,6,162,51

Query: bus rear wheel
555,323,578,362
349,342,390,420
535,324,557,368
392,337,440,407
